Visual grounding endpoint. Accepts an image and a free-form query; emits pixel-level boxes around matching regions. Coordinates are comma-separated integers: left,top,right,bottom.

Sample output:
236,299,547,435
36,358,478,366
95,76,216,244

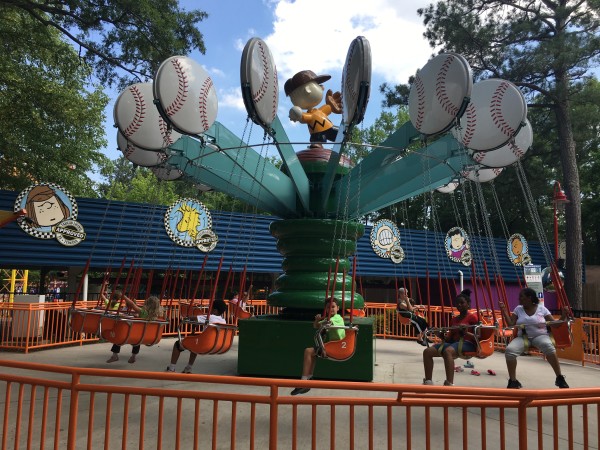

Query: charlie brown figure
284,70,342,146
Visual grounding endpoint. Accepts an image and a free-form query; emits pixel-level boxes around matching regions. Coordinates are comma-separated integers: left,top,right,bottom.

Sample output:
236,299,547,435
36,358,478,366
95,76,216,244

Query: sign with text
523,264,544,303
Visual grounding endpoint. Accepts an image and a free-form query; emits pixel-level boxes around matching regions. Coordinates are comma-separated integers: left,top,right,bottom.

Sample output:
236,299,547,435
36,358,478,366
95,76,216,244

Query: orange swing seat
69,308,116,336
314,323,359,362
180,323,237,355
228,303,253,320
100,316,168,346
548,319,573,349
460,324,497,359
510,319,573,352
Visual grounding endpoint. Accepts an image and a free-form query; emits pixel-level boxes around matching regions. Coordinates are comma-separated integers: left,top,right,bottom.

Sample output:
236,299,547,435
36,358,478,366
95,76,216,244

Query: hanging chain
474,180,502,274
515,160,553,266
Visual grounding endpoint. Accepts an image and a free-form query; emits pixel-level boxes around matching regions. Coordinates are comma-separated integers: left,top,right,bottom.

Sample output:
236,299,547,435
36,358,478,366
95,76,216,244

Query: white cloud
264,0,433,84
218,87,246,111
205,66,225,77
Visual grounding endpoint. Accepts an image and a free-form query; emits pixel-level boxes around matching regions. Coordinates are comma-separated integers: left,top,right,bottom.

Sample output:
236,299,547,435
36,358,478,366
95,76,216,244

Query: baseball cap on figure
284,70,331,96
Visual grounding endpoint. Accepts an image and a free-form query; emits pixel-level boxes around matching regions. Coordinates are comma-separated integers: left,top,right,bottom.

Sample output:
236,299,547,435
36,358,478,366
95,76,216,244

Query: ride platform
237,315,374,381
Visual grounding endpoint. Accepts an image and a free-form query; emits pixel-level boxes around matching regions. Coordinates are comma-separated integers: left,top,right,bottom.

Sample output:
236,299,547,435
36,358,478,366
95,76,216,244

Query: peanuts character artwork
25,185,70,228
507,233,531,266
164,198,217,252
370,219,404,263
14,183,85,246
285,70,343,147
445,227,471,266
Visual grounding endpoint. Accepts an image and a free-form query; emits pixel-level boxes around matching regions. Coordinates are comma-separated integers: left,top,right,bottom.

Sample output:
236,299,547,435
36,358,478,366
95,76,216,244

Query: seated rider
291,296,345,396
397,287,429,346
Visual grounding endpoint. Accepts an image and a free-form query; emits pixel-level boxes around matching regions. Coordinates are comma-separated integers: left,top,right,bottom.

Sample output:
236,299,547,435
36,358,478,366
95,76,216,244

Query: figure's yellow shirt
301,105,333,134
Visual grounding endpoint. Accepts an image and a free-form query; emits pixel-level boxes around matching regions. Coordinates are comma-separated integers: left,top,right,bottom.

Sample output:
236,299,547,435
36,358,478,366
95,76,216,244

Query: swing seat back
346,309,365,318
475,326,496,358
181,324,237,355
397,310,425,335
180,303,206,318
228,303,252,320
461,325,497,359
549,320,573,349
69,308,105,335
101,317,167,346
316,326,359,362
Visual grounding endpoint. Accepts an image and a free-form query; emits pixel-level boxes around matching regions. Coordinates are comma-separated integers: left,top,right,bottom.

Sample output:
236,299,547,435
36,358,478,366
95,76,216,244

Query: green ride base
237,315,374,381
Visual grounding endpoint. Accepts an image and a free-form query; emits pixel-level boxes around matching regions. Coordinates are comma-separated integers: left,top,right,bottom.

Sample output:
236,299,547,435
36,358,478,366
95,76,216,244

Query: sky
104,0,435,162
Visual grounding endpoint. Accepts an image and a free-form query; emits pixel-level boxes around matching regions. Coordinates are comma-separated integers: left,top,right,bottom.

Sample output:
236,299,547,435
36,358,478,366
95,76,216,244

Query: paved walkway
1,336,598,389
1,338,600,449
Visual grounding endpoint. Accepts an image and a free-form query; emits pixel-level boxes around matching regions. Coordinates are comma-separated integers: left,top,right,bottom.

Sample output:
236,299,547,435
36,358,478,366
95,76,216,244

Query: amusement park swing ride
65,35,577,379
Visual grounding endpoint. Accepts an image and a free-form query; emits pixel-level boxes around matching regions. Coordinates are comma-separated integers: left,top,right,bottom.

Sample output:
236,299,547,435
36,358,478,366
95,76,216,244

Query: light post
552,181,570,261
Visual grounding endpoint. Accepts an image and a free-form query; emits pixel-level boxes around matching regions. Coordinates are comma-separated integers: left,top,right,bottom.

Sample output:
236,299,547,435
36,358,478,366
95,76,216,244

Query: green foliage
378,0,600,305
98,157,262,213
0,8,109,196
4,0,208,90
373,309,397,335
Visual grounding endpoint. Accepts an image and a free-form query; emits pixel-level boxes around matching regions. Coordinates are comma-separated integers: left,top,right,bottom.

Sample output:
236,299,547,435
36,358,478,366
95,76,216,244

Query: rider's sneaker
290,387,311,395
555,375,569,388
507,379,522,389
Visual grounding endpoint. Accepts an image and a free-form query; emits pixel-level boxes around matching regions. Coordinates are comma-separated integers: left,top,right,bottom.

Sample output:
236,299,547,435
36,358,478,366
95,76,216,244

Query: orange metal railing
0,300,598,366
0,359,598,450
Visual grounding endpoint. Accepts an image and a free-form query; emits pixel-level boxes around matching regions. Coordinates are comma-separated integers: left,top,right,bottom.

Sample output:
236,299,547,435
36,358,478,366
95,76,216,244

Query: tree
0,8,109,196
383,0,600,308
98,157,258,213
3,0,208,90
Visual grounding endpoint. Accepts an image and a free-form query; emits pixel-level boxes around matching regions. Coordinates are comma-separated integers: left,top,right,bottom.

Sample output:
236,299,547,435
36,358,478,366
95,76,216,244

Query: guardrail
0,359,598,450
0,301,598,367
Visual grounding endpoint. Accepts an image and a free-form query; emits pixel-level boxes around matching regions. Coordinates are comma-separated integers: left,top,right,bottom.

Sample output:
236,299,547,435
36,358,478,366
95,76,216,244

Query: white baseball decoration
114,82,181,151
117,132,167,167
462,167,504,183
436,181,460,193
151,166,184,181
240,38,279,127
471,119,533,168
342,36,371,126
408,53,472,136
453,78,527,152
153,56,218,136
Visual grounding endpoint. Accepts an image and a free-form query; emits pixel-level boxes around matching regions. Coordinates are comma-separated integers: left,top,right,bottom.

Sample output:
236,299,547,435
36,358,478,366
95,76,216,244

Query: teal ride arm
318,125,348,216
166,126,300,218
330,134,472,218
320,121,420,218
267,116,311,214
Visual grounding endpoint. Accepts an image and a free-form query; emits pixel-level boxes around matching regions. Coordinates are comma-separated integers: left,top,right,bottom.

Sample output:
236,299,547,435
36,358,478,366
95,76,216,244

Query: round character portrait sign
370,219,403,263
445,226,471,266
164,198,214,249
14,183,85,245
507,233,531,266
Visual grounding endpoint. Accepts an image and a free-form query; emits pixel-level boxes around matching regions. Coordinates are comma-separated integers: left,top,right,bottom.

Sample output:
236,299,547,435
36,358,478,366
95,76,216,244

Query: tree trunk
554,78,583,309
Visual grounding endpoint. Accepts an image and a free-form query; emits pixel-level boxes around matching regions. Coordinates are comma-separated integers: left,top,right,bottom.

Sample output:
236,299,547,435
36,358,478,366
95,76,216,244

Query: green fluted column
268,219,365,316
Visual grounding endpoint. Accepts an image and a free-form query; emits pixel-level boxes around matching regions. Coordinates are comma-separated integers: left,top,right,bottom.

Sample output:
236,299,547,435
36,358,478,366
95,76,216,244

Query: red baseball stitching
125,144,134,158
436,56,459,116
508,140,525,158
413,75,426,131
158,117,175,145
473,152,485,163
271,65,278,122
164,58,189,117
461,102,477,147
198,77,214,131
344,42,358,104
252,41,270,103
491,82,516,137
123,85,145,138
